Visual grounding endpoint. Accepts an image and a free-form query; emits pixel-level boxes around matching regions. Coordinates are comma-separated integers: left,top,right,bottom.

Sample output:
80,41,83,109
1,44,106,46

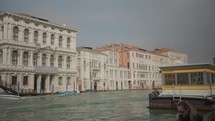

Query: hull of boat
148,93,215,111
0,95,21,99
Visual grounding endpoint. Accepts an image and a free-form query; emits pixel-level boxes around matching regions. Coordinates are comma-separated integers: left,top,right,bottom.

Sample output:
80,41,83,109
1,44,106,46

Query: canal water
0,90,176,121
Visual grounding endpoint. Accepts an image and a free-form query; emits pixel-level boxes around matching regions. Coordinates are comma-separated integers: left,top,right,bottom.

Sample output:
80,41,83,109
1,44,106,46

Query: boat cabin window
177,73,189,85
212,73,215,84
190,72,203,85
206,73,215,84
164,74,175,85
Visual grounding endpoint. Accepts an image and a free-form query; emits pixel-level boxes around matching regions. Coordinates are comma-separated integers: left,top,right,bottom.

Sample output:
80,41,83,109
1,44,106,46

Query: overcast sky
1,0,215,63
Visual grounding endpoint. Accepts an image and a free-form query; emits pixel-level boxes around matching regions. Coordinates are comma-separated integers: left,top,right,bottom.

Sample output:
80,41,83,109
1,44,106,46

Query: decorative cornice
1,12,77,33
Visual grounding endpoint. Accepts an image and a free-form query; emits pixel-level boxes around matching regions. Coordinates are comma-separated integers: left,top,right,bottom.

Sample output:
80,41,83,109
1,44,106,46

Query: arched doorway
41,75,46,92
94,81,97,92
103,82,106,91
152,81,155,89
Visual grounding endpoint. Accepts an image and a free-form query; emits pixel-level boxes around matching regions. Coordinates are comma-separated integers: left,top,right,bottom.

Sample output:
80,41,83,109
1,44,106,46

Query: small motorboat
58,91,81,96
0,95,22,99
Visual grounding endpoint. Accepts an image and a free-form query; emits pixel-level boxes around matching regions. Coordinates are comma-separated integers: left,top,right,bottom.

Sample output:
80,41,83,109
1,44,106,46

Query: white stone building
96,50,129,91
0,12,77,94
77,47,108,92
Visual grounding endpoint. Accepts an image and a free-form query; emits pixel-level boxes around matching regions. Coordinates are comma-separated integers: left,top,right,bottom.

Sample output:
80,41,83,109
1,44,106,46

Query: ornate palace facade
0,12,77,94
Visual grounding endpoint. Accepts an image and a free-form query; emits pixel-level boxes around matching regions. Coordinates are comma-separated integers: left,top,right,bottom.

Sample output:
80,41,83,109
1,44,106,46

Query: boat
0,95,22,99
58,91,81,96
148,63,215,111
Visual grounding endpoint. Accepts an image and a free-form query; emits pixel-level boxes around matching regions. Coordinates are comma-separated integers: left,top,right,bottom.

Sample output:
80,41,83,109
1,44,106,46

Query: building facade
77,47,108,92
98,50,129,91
0,12,77,94
95,44,188,89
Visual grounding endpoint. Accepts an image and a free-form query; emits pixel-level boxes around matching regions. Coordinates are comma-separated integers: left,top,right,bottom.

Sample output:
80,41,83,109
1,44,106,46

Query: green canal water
0,90,176,121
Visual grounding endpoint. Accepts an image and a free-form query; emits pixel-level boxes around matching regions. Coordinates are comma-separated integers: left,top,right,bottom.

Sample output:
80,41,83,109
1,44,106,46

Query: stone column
0,25,2,40
28,74,34,90
54,54,58,68
53,75,58,92
46,33,51,45
46,75,50,93
18,26,23,42
17,73,22,89
37,75,41,93
3,23,8,40
29,29,34,43
46,53,50,66
1,73,7,81
7,48,11,64
8,23,12,40
38,31,42,44
6,73,11,83
2,47,7,64
38,52,42,66
29,51,33,67
18,49,23,65
63,55,67,69
69,55,72,69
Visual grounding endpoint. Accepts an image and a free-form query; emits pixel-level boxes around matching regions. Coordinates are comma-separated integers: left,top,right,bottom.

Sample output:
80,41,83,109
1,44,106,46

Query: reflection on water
0,90,176,121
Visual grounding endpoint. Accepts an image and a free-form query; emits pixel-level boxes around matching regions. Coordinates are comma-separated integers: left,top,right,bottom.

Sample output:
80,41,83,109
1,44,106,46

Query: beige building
77,47,108,92
0,12,77,94
154,48,188,65
97,50,129,91
95,44,188,89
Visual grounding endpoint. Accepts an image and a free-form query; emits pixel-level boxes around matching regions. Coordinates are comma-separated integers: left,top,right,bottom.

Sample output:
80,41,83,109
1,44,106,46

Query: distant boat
148,63,215,111
0,95,22,99
58,91,81,96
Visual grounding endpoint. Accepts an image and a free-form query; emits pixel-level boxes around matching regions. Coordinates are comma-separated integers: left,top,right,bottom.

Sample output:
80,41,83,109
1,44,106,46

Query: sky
0,0,215,64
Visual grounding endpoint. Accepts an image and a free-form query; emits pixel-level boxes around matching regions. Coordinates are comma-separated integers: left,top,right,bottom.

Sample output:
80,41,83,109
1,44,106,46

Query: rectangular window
12,76,17,85
164,74,175,85
23,76,28,85
177,73,189,85
191,72,203,85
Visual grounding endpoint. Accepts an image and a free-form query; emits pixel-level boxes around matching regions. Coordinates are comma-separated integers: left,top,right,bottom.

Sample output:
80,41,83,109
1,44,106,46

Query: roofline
0,12,77,32
160,63,215,71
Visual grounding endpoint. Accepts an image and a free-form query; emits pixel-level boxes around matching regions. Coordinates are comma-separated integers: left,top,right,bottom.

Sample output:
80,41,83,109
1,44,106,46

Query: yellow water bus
148,63,215,111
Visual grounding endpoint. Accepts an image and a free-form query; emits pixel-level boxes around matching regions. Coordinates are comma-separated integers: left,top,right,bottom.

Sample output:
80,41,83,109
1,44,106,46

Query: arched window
34,31,38,43
23,76,28,85
42,54,46,66
51,34,54,45
66,56,70,69
67,37,70,49
12,50,18,65
43,32,46,44
58,56,62,68
50,55,54,67
23,52,28,66
59,36,62,47
12,76,17,85
24,29,29,42
13,26,19,41
0,49,3,63
33,53,38,66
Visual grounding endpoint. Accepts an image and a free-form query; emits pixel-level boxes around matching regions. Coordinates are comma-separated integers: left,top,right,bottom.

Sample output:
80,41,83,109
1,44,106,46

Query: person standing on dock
175,100,203,121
